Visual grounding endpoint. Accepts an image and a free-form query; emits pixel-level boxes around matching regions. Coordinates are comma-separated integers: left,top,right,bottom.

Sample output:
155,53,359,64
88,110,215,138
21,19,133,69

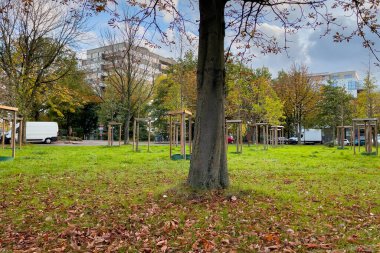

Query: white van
4,122,58,144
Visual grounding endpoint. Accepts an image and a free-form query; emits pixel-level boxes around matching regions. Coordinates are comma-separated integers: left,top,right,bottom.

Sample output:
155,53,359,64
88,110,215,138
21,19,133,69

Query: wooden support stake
369,123,372,153
225,120,228,146
363,122,366,152
2,119,5,149
359,125,362,153
255,125,258,145
189,119,192,154
173,125,176,147
353,123,356,155
350,127,353,149
181,112,185,158
119,124,121,147
12,111,16,158
107,126,110,146
236,124,239,153
148,120,151,152
240,122,243,153
375,121,378,155
19,120,23,149
136,121,139,151
275,127,278,146
133,120,136,151
265,126,268,148
282,128,284,144
169,115,172,158
111,126,113,146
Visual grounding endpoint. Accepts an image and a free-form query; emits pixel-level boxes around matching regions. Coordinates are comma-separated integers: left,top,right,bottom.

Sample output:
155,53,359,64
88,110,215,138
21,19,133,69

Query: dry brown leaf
305,243,319,249
262,233,280,244
156,240,167,247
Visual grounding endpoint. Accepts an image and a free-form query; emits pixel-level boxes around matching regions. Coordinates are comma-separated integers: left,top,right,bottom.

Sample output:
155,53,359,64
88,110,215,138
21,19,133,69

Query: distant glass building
309,71,361,97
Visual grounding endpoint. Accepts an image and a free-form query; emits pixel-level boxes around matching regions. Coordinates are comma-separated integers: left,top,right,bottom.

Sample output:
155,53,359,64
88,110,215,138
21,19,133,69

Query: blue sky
77,0,380,84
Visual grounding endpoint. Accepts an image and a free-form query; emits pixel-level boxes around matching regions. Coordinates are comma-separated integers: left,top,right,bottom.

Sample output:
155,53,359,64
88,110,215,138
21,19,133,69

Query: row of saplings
1,106,377,161
107,110,378,159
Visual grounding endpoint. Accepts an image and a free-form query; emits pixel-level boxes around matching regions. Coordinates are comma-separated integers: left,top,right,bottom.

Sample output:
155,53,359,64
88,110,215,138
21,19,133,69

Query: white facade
81,43,176,93
309,71,361,97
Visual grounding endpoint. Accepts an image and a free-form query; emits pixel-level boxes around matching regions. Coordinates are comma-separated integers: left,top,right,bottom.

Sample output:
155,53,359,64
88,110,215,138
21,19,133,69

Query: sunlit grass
0,144,379,251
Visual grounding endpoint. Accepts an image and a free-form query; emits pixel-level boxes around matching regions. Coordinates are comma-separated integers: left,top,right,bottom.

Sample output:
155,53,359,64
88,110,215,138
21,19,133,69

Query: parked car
354,136,365,146
288,137,298,144
278,137,288,144
336,139,350,146
227,135,234,144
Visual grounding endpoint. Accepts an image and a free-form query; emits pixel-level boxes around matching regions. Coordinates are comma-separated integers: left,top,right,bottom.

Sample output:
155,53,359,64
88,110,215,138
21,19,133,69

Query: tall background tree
99,8,156,144
273,65,320,143
226,63,283,125
355,73,380,119
149,51,197,137
317,82,354,142
0,0,87,119
46,62,99,138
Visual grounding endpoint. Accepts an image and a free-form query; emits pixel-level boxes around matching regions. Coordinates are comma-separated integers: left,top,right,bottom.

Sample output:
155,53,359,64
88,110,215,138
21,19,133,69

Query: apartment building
81,43,176,93
309,70,361,97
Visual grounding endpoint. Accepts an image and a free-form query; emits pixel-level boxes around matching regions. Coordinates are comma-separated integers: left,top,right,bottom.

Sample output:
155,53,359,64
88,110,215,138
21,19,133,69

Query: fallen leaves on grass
192,238,215,252
1,185,379,252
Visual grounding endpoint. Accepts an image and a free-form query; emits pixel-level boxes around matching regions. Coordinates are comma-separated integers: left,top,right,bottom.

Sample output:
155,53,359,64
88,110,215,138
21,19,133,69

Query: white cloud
163,0,179,23
225,22,315,72
77,1,380,84
77,31,100,47
236,19,380,84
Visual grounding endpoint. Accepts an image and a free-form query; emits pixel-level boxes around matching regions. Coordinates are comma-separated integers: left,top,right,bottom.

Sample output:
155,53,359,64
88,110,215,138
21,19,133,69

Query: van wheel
45,138,52,144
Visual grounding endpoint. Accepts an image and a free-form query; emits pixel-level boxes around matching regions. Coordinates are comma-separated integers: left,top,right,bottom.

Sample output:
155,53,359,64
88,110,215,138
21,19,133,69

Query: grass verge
0,144,379,252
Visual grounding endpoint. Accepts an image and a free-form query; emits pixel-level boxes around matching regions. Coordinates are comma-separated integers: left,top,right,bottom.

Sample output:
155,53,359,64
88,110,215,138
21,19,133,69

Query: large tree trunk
188,0,229,189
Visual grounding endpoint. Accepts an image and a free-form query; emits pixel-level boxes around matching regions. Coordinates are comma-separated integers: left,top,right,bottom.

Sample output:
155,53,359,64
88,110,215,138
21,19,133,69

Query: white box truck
4,122,58,144
289,128,323,144
302,128,322,144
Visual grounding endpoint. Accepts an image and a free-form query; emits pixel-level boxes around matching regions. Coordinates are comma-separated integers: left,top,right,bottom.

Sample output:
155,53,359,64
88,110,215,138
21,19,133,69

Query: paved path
47,140,170,146
47,140,108,146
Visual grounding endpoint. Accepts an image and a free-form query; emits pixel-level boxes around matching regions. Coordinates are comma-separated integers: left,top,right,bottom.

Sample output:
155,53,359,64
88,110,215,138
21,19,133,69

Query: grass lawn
0,144,379,252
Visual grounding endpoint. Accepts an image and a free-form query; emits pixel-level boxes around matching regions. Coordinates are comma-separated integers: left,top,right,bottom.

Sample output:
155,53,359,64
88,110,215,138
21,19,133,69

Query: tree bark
188,0,229,189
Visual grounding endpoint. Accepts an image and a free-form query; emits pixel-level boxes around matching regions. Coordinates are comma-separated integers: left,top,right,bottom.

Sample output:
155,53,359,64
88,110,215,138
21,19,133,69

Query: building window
347,81,356,90
332,75,339,80
330,80,338,87
344,74,353,79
